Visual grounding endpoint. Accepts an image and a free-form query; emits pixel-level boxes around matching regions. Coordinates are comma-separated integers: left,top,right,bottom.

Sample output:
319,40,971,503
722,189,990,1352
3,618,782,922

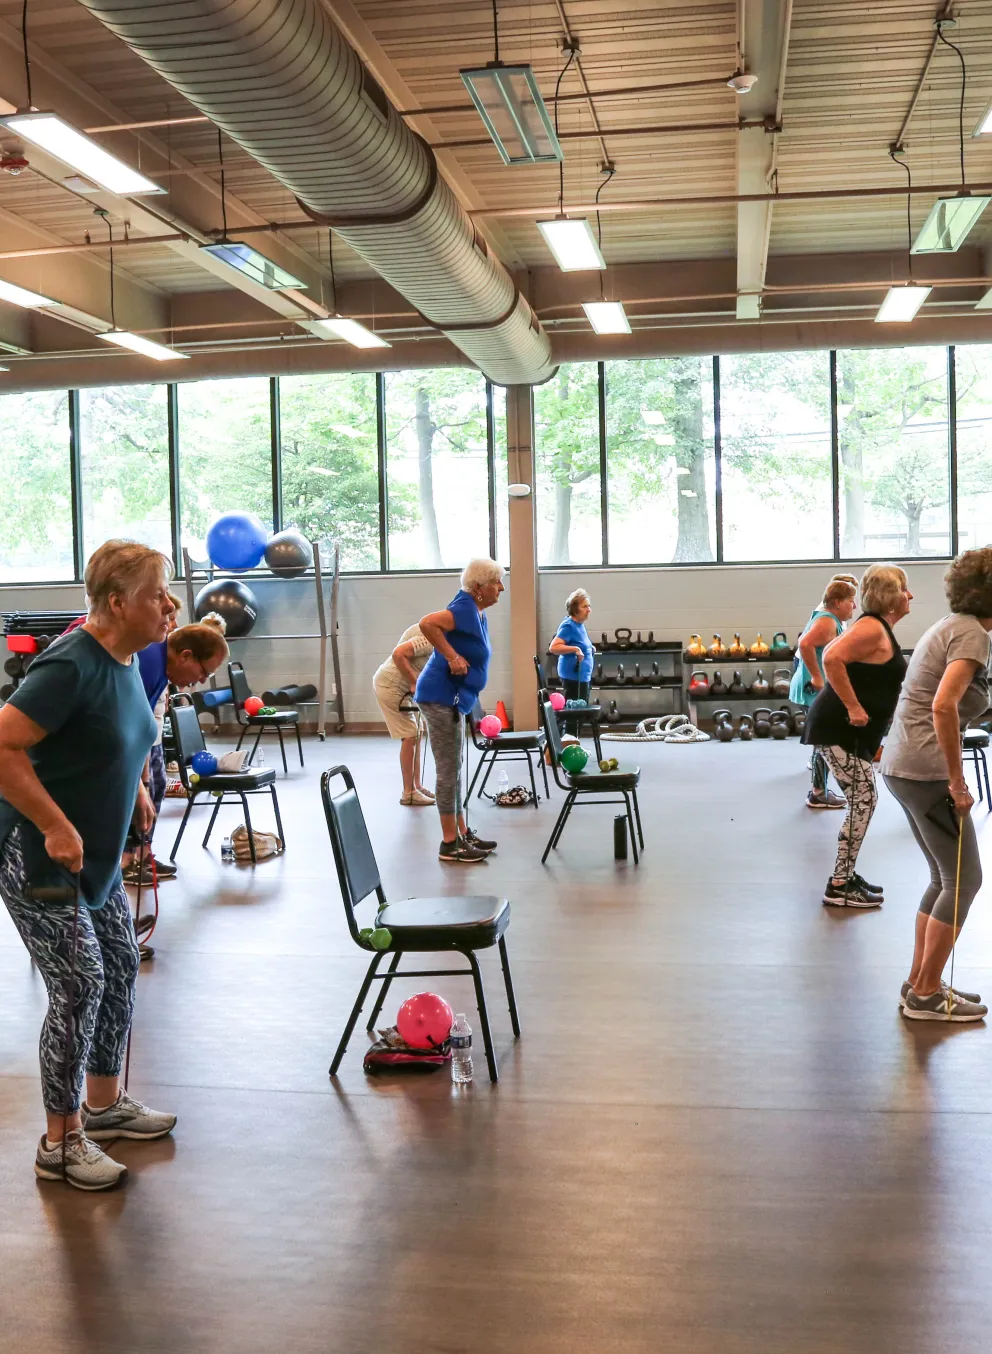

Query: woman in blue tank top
416,557,505,864
792,575,858,809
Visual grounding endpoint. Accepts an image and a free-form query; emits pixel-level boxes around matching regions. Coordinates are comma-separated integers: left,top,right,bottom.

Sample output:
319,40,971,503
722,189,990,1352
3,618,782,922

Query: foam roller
263,684,317,705
200,687,234,709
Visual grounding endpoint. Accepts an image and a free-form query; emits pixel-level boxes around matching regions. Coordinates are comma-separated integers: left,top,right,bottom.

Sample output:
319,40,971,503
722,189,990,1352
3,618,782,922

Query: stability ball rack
182,539,345,738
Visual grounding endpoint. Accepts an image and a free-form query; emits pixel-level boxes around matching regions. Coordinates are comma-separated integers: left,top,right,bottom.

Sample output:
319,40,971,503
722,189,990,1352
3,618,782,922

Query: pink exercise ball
549,691,566,711
396,992,454,1049
479,713,502,739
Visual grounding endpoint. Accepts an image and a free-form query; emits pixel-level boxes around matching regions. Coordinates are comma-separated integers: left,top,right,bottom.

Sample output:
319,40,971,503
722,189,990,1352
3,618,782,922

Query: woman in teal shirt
792,575,858,809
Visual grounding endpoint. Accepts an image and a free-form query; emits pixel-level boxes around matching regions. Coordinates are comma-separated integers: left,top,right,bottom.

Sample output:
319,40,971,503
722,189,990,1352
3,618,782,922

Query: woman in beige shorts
373,624,436,805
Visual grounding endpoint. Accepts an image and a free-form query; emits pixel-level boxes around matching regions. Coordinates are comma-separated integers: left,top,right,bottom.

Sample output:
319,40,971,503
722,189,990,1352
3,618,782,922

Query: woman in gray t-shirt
881,548,992,1022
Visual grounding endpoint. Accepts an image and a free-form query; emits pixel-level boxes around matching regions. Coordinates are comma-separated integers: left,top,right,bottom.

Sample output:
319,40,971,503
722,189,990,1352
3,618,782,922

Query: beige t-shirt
373,624,432,698
881,613,991,781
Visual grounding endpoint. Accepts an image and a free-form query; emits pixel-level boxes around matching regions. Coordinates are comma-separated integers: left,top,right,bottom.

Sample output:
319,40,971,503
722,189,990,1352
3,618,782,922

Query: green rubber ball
560,743,589,774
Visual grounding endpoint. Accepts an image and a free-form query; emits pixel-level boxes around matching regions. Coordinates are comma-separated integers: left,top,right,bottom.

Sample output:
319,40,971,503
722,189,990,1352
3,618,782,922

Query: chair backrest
228,661,252,723
540,699,577,791
169,699,207,775
468,700,487,749
533,654,549,696
320,766,386,945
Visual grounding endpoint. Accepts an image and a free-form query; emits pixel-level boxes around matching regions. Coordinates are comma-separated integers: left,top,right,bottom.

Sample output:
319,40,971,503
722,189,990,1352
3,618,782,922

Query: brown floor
3,734,992,1353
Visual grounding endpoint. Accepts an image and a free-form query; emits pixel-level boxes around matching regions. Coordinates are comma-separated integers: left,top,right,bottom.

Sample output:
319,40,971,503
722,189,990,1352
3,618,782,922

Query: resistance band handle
27,881,79,902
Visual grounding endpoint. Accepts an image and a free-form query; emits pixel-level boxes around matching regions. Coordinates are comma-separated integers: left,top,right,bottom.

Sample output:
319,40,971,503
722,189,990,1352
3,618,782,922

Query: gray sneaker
35,1130,127,1191
902,988,988,1022
82,1091,177,1141
806,790,846,810
900,979,982,1008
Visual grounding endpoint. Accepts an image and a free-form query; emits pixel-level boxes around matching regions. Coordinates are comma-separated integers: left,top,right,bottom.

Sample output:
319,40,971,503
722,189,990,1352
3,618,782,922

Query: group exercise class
8,2,992,1352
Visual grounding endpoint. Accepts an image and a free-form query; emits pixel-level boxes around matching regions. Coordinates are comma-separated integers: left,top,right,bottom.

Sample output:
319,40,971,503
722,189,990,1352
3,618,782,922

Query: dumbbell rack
681,653,796,728
541,640,684,727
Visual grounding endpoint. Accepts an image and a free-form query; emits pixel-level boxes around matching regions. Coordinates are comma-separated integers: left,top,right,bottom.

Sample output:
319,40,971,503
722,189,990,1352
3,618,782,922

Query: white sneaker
35,1130,127,1191
82,1090,177,1141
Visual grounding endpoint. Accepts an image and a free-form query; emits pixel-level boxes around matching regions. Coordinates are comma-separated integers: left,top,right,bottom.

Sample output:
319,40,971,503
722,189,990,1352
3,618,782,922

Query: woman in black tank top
802,565,912,909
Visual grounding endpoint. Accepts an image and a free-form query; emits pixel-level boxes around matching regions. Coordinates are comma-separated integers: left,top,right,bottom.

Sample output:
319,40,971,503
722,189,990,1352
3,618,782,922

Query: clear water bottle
450,1013,473,1084
255,746,265,768
497,769,509,797
221,836,234,864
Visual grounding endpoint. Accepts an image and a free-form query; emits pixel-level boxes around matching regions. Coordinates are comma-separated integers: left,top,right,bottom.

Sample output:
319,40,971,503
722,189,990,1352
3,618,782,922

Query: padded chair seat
964,729,990,747
567,763,640,789
246,710,299,725
378,894,510,950
485,730,545,750
198,766,277,791
562,703,602,717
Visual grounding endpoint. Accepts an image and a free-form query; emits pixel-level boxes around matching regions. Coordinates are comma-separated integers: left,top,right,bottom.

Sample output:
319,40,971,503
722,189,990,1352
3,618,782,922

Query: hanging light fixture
199,131,305,289
877,148,932,323
4,113,162,195
304,230,391,348
582,301,630,334
95,214,188,359
460,1,562,164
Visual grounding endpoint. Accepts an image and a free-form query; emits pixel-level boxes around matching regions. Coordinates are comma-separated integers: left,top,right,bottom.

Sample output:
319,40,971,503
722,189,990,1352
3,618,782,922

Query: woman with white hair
416,557,505,864
549,588,594,703
802,564,912,909
0,539,179,1191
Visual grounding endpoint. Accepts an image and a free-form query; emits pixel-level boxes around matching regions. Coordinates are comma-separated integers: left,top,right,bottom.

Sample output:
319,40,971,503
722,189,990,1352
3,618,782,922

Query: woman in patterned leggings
0,540,180,1191
801,565,913,909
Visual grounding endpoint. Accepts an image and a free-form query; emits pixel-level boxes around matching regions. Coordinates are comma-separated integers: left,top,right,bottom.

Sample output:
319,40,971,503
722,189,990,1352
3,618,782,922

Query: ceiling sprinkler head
727,71,758,94
0,154,28,175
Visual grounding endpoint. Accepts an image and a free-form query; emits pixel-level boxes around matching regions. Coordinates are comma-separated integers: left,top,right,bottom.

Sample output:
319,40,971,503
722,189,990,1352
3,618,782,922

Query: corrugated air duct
74,0,555,387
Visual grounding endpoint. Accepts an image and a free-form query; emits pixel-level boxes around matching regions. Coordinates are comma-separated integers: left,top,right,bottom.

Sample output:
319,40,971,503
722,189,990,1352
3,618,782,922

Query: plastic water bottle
450,1013,473,1084
255,746,266,768
497,769,509,797
221,836,234,864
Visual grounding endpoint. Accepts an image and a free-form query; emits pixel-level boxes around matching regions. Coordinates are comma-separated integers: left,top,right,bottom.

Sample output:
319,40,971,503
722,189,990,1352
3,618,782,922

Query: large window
492,384,510,569
0,389,74,581
177,377,273,561
279,372,379,571
383,368,490,570
605,357,716,564
836,347,950,557
952,345,992,552
79,384,171,563
534,362,602,566
720,352,833,561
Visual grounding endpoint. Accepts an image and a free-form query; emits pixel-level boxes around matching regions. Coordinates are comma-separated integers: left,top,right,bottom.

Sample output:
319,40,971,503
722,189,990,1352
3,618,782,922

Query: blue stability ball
191,750,218,777
206,512,268,571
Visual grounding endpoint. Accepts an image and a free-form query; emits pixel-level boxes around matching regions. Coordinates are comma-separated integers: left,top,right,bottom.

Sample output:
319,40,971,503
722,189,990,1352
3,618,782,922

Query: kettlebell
750,669,770,698
772,668,791,698
686,633,706,659
615,663,627,685
738,713,754,741
728,670,747,697
601,632,611,650
634,631,644,650
750,633,770,656
595,663,604,687
712,709,735,742
633,662,644,686
688,669,710,696
644,630,655,647
769,711,790,740
709,633,728,658
792,708,807,735
710,671,728,698
607,699,621,723
615,627,633,651
777,705,795,734
753,707,772,738
650,661,661,685
770,631,792,660
729,632,747,658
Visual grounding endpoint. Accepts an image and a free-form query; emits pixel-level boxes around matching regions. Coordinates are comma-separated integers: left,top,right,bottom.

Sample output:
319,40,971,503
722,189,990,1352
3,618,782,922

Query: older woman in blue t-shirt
550,587,595,702
416,557,505,864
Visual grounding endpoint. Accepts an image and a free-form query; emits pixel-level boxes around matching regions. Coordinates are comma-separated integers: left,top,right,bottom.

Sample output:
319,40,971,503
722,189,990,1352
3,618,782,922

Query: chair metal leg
294,722,304,767
270,785,285,846
592,719,603,763
467,747,489,801
367,951,401,1030
248,725,264,766
171,793,198,860
235,725,247,753
498,935,520,1037
276,726,288,774
550,790,576,851
542,792,574,863
982,749,991,808
540,751,550,798
623,791,639,864
632,787,644,847
478,751,498,798
240,793,257,863
526,750,539,807
330,951,383,1075
465,948,498,1082
201,792,224,848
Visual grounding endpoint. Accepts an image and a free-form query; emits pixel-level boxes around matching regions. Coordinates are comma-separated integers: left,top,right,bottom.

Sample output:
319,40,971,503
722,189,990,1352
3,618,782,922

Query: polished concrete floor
4,732,992,1353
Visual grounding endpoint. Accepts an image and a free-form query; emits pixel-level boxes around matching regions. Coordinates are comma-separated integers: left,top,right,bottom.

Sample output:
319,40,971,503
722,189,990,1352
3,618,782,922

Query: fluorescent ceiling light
911,194,991,253
582,300,631,334
537,218,605,272
309,317,391,349
4,112,162,195
974,102,992,136
98,330,189,361
0,278,54,308
200,241,305,291
875,286,932,323
460,63,563,165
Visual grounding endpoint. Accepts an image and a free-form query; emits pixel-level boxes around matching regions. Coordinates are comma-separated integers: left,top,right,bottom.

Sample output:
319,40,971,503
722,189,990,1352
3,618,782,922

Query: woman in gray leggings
881,548,992,1021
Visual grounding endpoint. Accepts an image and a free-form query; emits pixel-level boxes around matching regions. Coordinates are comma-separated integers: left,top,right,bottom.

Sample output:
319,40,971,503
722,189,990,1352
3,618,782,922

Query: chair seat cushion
568,763,640,788
561,704,601,718
379,895,510,950
964,729,990,747
248,711,299,725
197,767,277,790
487,731,545,750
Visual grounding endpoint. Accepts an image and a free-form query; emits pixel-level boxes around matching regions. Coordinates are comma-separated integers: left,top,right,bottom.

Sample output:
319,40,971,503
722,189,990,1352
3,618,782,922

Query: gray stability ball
264,529,313,578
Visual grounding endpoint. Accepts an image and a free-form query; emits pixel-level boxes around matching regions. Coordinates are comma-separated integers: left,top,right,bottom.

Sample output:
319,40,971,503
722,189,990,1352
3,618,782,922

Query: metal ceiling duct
73,0,555,386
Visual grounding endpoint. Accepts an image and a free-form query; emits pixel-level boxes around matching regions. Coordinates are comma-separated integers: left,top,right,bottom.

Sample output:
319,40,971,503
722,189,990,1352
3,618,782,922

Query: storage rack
540,637,684,726
681,650,796,726
182,540,345,738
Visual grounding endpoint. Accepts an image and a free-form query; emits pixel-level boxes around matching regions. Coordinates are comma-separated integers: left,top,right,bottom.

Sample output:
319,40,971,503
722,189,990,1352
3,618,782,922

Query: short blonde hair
85,539,172,616
461,557,504,591
860,563,907,616
822,578,857,609
565,588,590,617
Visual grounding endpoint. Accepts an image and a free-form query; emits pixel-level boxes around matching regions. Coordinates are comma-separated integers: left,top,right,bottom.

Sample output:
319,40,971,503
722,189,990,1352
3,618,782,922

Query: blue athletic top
555,616,594,682
0,629,157,909
790,608,842,707
137,640,169,710
415,590,492,715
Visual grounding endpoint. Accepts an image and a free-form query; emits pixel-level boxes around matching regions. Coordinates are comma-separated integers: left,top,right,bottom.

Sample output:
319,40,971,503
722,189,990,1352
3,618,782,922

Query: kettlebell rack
182,542,345,738
682,651,796,728
540,637,684,727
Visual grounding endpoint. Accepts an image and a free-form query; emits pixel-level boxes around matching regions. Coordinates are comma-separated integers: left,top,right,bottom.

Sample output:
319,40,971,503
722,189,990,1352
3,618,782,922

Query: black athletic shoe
438,838,487,864
463,827,497,854
822,878,881,909
852,872,883,897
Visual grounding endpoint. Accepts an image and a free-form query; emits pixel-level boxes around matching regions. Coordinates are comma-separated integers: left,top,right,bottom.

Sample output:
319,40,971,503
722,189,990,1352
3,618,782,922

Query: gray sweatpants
883,774,982,926
419,702,464,817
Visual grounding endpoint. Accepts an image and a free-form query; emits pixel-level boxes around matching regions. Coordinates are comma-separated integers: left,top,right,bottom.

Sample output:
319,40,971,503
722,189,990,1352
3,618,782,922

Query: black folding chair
465,701,549,806
229,661,303,774
963,727,992,806
169,699,285,865
539,697,643,865
533,654,603,761
322,766,519,1082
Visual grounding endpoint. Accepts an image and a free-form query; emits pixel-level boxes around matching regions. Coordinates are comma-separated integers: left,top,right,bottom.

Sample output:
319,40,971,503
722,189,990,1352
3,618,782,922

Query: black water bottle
614,814,628,860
